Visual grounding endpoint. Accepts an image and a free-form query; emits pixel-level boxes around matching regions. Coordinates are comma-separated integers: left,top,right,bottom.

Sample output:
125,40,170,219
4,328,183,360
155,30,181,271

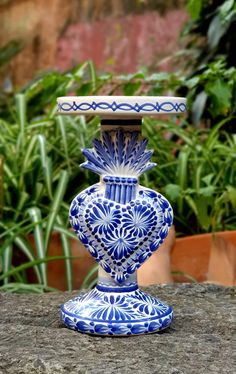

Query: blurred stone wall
0,0,187,86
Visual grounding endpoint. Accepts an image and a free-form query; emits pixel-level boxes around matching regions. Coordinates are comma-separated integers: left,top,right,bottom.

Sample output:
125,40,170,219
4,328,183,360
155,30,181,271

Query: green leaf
207,14,225,49
206,79,232,116
184,195,198,218
44,170,69,252
53,225,76,240
14,191,29,221
2,244,12,285
196,197,213,231
87,60,97,92
21,135,38,174
220,0,234,17
0,156,3,219
37,135,53,200
3,163,17,188
0,40,23,67
80,264,98,290
123,82,141,96
199,186,215,197
28,207,47,286
172,271,197,283
56,116,71,172
164,184,181,201
191,91,208,125
226,186,236,208
10,235,42,283
15,94,27,154
56,216,73,291
177,148,189,213
0,283,58,294
202,173,214,186
0,256,73,282
177,149,189,190
187,0,202,20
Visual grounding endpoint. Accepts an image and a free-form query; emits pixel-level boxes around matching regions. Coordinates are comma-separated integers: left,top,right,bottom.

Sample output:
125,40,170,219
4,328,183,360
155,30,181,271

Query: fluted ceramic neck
103,175,138,204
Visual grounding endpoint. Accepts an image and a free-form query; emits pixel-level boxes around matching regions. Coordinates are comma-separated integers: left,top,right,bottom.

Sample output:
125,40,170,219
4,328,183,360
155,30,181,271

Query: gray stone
0,284,235,374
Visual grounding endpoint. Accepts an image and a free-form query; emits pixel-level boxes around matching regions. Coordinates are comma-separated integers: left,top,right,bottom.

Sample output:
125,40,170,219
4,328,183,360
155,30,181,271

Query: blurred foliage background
0,0,235,292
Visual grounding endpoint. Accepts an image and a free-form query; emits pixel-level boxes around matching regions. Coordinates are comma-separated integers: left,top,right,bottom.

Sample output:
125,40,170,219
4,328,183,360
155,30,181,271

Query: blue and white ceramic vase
57,96,186,336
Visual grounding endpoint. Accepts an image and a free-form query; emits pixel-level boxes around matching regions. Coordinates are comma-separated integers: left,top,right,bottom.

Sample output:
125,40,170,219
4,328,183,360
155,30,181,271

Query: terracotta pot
170,233,210,283
138,226,175,286
171,231,236,285
27,230,236,289
27,232,96,291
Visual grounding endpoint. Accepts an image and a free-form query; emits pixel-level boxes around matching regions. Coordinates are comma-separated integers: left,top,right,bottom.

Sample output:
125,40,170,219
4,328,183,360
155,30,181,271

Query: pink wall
57,10,188,74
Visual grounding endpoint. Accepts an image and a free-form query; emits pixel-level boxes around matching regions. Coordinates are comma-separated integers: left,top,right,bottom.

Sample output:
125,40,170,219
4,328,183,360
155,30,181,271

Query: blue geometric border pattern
61,287,173,336
57,100,186,114
70,183,173,284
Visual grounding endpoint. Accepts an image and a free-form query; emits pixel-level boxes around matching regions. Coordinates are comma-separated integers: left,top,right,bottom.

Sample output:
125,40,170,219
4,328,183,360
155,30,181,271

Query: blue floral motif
138,189,158,198
85,202,122,235
102,227,139,260
77,230,89,245
133,291,166,317
122,204,157,237
78,185,100,202
89,294,135,321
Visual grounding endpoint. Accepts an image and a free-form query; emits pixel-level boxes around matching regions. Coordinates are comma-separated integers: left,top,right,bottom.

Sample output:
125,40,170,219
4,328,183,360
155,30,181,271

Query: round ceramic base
61,286,173,336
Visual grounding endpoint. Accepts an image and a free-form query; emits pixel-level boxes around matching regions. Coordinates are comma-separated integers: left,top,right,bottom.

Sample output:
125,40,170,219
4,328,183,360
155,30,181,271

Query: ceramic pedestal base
61,284,173,336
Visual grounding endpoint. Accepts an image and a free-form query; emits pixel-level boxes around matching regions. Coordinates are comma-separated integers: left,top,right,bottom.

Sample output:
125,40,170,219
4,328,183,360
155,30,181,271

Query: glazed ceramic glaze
57,96,187,336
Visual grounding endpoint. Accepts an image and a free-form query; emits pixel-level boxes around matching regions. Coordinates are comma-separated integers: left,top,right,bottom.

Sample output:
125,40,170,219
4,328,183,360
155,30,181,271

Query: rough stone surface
0,284,235,373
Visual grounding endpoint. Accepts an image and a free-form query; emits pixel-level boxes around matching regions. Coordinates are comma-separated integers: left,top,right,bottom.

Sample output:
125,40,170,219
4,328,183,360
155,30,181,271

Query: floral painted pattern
70,184,172,284
61,287,173,336
88,294,135,321
102,228,139,260
122,203,157,237
83,197,164,264
85,201,122,236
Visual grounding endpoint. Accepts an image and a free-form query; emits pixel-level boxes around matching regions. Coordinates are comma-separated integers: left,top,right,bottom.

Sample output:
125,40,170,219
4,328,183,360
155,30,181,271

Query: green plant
0,94,97,291
185,0,236,67
0,62,104,292
179,0,236,126
142,118,236,236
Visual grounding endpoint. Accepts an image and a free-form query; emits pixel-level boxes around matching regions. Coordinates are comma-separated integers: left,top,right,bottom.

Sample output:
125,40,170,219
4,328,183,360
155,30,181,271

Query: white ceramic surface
57,96,187,118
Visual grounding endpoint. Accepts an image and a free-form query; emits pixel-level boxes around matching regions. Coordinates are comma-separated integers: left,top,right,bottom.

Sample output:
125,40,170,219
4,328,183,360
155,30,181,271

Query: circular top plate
57,96,187,118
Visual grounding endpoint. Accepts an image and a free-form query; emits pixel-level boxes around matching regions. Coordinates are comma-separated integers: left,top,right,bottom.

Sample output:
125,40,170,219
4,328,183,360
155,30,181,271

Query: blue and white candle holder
57,96,186,336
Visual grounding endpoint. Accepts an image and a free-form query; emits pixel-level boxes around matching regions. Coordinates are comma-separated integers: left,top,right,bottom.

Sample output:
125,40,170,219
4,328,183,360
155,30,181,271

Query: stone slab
0,284,235,374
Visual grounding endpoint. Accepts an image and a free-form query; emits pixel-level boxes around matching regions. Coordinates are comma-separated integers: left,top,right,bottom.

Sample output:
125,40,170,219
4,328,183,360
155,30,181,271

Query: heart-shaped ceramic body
70,183,173,284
